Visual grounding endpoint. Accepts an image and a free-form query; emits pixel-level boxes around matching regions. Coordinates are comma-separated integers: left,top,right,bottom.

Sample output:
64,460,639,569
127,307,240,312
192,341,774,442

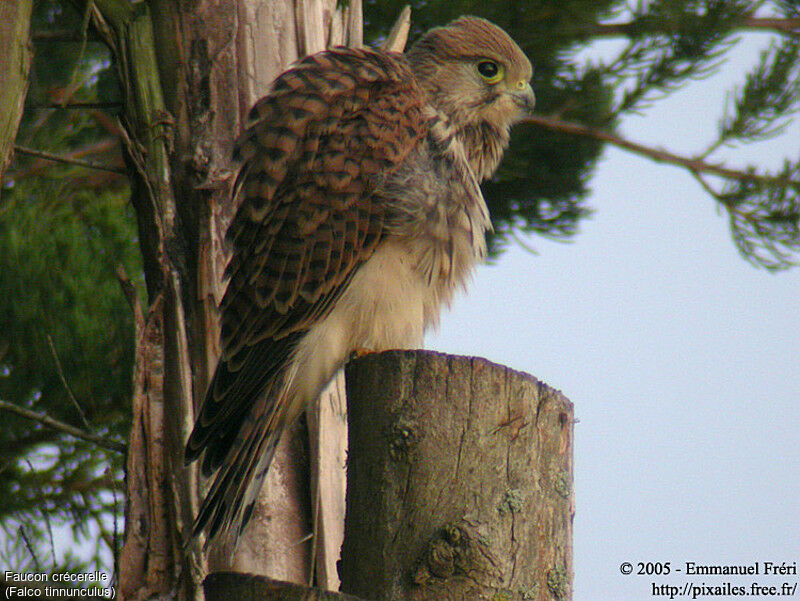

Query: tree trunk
81,1,360,599
0,0,33,190
340,351,575,601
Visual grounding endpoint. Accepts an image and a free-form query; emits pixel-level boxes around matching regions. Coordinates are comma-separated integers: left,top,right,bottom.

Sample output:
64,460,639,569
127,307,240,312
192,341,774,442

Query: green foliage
602,1,800,268
717,39,800,146
609,1,749,113
0,0,136,570
703,38,800,268
776,0,800,18
0,177,138,569
0,182,138,428
719,162,800,269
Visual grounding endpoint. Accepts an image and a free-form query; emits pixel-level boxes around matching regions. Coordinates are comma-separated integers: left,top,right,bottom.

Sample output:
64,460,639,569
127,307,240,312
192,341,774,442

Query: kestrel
185,16,535,542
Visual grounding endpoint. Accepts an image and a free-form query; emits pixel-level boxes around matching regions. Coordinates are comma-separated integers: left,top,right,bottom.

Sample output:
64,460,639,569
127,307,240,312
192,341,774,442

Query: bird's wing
185,48,427,535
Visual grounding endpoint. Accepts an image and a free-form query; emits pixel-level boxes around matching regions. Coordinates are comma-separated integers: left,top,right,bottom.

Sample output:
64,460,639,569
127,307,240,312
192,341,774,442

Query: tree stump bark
204,573,370,601
340,350,574,601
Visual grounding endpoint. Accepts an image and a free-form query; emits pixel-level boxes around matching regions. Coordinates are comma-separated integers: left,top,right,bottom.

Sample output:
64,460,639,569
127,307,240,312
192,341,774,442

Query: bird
185,15,535,544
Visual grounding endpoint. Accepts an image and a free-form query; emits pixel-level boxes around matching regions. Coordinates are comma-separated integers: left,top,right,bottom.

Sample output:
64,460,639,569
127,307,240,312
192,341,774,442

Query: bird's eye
477,60,503,84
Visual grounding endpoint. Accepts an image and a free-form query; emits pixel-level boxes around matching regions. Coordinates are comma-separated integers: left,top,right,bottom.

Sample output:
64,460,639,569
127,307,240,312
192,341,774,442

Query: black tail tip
184,440,201,466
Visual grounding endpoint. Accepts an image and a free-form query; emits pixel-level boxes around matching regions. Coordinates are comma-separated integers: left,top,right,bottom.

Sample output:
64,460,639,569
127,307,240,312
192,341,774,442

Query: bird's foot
349,347,375,361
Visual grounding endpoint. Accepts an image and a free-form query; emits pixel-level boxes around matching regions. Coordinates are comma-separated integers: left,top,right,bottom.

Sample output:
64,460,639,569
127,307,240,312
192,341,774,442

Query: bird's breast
377,118,491,309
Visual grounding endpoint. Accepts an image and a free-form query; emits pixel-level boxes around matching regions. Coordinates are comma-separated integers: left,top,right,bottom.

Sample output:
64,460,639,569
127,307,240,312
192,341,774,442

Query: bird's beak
511,82,536,115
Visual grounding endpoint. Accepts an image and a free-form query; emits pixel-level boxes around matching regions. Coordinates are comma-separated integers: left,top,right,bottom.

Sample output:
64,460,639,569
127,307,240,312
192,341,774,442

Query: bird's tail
191,378,287,547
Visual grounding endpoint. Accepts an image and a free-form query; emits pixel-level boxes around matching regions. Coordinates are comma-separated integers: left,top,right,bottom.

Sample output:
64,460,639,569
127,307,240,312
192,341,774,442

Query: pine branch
523,114,795,186
525,114,800,269
47,335,91,430
13,144,126,174
607,1,748,116
716,165,800,269
0,400,126,454
32,29,103,42
586,16,800,38
22,458,58,568
707,38,800,154
7,138,122,182
18,525,41,571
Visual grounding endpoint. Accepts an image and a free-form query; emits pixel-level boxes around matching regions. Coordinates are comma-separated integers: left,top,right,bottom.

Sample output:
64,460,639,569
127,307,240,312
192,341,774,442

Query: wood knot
426,538,455,578
389,417,417,461
411,525,472,586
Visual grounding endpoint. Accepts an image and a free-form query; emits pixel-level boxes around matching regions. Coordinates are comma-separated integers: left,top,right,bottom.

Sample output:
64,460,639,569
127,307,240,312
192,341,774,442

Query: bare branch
13,144,126,174
32,29,102,42
0,399,126,454
47,334,90,430
587,16,800,38
523,114,798,186
24,101,123,110
19,526,41,571
691,171,721,198
23,458,59,567
743,17,800,36
7,137,122,182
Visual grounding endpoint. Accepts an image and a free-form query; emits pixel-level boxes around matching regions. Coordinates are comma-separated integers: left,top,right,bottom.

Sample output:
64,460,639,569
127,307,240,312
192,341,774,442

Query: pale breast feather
375,108,491,308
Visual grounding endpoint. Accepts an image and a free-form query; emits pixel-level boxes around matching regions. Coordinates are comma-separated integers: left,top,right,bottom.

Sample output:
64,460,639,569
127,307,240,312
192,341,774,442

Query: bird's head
406,16,535,133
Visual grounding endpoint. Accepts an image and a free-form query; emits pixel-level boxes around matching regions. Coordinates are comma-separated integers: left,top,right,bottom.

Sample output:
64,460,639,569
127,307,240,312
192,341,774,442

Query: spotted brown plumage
185,16,535,544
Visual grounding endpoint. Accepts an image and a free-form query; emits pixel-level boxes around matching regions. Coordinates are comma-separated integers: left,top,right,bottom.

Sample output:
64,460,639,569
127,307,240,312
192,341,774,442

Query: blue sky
428,30,800,600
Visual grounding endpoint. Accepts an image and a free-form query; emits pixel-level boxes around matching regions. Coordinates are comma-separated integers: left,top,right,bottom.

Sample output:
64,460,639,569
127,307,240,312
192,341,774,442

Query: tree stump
204,573,370,601
340,350,574,601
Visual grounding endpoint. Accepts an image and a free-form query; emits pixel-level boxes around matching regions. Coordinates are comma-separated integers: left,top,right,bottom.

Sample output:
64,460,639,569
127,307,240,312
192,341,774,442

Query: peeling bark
86,4,201,599
119,293,194,601
83,1,360,598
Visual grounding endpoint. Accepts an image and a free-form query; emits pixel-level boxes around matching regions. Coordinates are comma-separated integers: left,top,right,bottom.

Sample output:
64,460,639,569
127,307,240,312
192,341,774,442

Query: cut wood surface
340,350,574,601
